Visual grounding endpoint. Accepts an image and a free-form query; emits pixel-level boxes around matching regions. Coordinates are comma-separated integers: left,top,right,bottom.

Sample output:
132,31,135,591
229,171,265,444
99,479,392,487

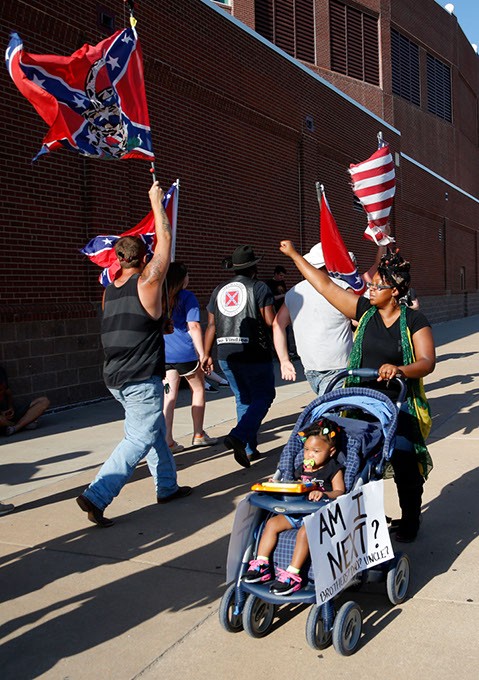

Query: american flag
349,144,395,246
81,181,179,286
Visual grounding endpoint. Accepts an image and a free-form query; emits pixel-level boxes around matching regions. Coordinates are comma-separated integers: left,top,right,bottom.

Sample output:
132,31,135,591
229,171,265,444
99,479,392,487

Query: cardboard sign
304,480,393,604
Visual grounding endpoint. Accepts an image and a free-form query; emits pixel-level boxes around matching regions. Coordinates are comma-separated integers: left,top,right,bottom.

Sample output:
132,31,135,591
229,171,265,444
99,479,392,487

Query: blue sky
434,0,479,48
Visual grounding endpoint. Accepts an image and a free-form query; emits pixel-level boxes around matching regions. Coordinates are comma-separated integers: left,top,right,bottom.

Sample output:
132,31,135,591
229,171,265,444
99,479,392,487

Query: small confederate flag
319,185,366,295
349,144,395,246
81,181,179,286
5,28,153,161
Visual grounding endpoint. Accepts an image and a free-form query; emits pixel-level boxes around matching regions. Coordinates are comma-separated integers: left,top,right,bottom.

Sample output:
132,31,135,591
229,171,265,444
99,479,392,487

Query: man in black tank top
76,183,192,527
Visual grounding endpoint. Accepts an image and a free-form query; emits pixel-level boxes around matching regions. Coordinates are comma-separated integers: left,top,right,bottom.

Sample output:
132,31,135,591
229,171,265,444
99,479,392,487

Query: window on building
426,53,452,122
254,0,315,63
329,0,379,85
391,29,420,106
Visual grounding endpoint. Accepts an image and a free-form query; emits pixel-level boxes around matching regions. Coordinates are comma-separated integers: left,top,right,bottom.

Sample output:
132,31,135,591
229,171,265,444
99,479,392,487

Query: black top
207,274,274,363
101,275,165,389
294,457,344,491
265,278,287,312
354,297,430,399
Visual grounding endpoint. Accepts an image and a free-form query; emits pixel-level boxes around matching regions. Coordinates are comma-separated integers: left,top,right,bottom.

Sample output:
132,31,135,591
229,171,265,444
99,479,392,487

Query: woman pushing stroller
243,418,346,595
280,241,435,542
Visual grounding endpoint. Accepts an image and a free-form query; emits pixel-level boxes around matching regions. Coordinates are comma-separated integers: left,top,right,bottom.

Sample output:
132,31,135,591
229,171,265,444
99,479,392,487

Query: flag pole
315,181,324,206
150,162,157,183
125,0,156,184
170,178,180,262
377,130,383,148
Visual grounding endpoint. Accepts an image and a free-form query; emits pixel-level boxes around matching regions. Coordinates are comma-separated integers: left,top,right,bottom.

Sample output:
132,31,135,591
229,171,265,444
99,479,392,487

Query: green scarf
347,305,433,479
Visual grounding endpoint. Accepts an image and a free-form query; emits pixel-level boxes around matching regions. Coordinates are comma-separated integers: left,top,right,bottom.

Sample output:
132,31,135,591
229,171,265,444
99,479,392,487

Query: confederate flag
81,181,179,286
5,28,154,161
319,185,366,295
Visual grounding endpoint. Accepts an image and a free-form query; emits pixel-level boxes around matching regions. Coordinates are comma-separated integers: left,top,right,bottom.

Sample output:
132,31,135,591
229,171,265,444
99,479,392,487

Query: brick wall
1,0,478,407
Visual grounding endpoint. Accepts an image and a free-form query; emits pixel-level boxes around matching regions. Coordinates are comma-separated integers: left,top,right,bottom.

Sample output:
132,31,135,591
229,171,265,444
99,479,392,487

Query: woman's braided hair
377,248,411,298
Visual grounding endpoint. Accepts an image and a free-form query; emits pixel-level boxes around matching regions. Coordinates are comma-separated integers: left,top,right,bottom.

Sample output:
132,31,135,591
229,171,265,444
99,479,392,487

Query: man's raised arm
138,181,172,319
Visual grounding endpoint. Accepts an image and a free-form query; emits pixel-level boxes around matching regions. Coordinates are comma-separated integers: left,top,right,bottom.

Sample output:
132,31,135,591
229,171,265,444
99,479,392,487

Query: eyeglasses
366,282,393,291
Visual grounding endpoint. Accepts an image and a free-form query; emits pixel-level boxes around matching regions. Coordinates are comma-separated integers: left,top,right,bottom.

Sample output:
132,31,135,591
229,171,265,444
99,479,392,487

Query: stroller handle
325,368,407,405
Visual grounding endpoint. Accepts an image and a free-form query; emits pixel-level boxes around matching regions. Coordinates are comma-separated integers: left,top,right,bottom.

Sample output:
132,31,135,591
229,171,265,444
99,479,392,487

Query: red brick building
1,0,478,406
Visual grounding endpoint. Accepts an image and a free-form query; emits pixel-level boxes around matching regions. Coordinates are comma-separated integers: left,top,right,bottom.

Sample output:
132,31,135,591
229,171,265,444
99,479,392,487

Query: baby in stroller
221,370,410,655
242,417,346,595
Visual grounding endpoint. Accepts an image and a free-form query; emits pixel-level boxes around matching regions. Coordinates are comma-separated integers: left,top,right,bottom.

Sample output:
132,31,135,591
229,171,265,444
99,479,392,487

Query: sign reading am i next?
304,480,393,604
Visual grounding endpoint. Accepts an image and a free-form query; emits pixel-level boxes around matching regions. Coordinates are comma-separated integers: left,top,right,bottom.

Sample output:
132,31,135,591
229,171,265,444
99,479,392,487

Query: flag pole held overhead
150,162,157,183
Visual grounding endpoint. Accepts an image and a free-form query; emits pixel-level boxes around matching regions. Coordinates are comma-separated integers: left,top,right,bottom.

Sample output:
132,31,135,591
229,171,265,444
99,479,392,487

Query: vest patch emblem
217,282,247,317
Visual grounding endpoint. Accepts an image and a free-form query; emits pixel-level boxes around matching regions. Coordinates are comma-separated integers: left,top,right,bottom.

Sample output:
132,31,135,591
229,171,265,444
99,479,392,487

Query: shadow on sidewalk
1,451,100,488
432,315,479,347
0,410,298,678
397,466,479,595
427,383,479,439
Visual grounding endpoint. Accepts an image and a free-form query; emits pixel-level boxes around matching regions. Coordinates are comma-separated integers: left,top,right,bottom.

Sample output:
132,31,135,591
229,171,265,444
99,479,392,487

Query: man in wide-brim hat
203,245,276,468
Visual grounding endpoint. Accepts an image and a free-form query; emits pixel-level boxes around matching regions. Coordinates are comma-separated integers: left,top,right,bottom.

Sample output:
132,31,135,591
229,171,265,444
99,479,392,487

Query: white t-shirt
285,278,353,371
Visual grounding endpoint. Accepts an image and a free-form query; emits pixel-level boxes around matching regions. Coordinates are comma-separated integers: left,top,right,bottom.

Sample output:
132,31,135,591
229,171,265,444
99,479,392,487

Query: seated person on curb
0,366,50,436
243,418,345,596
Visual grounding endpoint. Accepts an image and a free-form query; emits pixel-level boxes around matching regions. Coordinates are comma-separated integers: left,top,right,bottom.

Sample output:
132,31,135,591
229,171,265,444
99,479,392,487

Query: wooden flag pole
150,162,157,183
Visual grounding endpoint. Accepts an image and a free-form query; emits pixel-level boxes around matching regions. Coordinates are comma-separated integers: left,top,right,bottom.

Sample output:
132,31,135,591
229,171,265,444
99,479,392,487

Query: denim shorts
284,514,304,530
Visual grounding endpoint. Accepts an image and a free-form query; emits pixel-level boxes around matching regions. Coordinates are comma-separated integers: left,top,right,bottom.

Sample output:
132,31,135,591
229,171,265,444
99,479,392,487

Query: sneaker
192,432,218,447
169,441,185,454
242,559,273,583
217,379,230,387
205,382,219,393
25,421,38,430
0,502,15,516
5,426,16,436
269,568,302,596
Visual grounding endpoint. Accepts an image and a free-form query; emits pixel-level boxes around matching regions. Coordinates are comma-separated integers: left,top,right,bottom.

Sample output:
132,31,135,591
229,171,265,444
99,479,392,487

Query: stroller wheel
218,583,244,633
386,552,410,605
242,595,276,638
305,605,333,650
332,601,363,656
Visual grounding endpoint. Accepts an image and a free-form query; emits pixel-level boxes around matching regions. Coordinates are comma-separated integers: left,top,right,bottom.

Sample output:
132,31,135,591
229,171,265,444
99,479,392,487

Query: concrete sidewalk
1,316,478,680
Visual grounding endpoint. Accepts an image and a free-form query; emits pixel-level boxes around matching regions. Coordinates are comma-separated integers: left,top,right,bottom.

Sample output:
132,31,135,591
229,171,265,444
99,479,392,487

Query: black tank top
101,274,165,389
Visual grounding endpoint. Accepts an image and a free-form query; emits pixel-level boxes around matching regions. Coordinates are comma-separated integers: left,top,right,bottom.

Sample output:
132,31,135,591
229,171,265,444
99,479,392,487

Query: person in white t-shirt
273,243,355,395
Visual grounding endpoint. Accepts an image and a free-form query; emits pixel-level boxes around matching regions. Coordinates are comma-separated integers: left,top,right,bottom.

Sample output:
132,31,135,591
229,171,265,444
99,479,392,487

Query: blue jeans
305,368,344,396
83,376,178,510
219,359,276,454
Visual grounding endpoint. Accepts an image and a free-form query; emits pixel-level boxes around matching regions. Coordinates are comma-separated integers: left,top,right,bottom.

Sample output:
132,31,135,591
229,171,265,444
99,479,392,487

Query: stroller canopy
277,387,398,492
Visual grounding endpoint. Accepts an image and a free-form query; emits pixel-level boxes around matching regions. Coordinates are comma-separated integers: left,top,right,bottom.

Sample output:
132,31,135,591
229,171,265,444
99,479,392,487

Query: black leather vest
213,275,271,362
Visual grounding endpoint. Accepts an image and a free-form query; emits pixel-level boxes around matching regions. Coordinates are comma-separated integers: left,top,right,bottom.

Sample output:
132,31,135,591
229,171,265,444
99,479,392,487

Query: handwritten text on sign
304,480,392,604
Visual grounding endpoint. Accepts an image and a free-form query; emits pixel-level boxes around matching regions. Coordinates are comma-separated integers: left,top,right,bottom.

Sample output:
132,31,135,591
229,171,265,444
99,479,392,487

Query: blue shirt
164,289,201,363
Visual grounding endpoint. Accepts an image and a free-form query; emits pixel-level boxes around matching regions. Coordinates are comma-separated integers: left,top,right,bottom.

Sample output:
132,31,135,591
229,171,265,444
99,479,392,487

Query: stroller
219,369,411,656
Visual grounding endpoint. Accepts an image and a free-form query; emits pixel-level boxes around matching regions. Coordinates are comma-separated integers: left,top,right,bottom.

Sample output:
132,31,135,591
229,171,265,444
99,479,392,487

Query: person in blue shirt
163,262,218,453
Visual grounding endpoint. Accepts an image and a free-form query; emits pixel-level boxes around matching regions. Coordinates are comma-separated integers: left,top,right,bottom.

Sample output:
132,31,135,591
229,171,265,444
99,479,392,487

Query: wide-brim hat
303,243,325,269
228,244,263,270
